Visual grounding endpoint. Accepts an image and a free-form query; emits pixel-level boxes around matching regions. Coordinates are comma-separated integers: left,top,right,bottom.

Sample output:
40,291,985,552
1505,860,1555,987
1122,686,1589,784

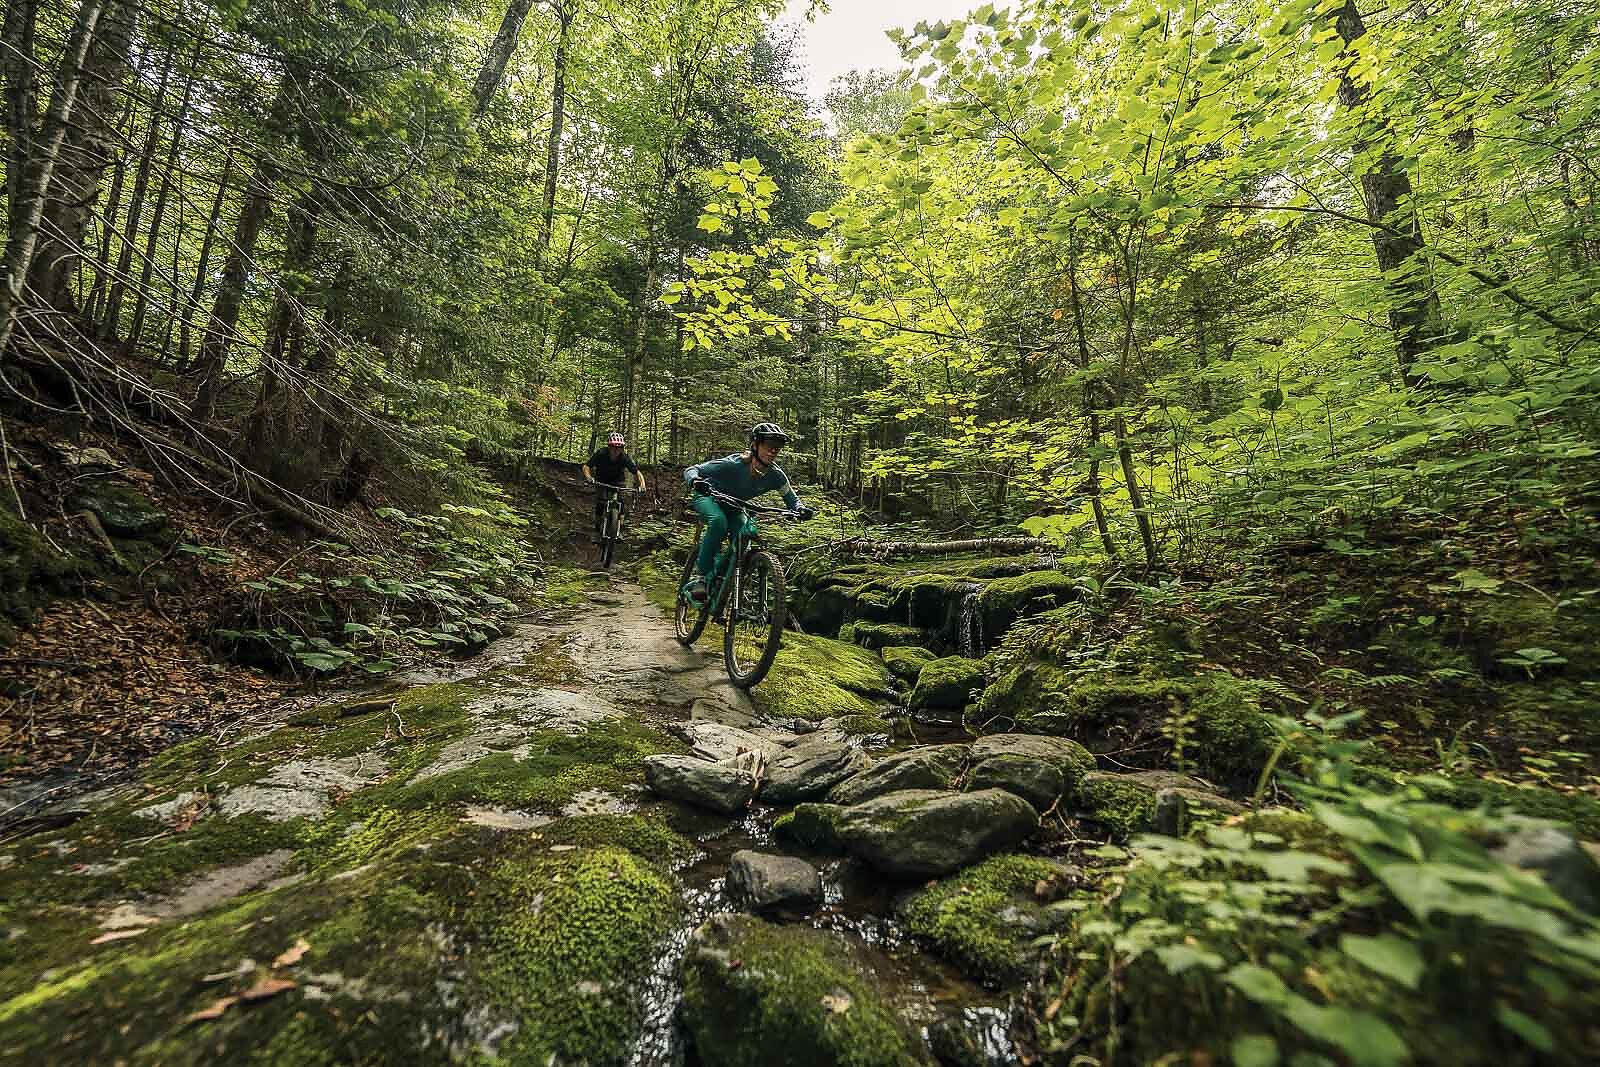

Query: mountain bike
673,488,797,688
590,481,643,570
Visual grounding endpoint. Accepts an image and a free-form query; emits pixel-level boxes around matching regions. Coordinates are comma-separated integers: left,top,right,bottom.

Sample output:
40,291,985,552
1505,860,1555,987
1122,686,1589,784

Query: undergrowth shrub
209,503,538,676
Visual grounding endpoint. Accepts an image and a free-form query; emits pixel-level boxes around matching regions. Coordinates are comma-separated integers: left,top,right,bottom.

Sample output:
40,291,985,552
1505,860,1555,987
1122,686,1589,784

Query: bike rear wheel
599,505,621,569
673,524,710,645
724,549,785,688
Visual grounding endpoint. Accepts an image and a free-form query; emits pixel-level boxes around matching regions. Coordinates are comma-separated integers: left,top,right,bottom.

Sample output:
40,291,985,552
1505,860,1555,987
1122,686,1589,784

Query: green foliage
211,503,537,676
1031,716,1600,1065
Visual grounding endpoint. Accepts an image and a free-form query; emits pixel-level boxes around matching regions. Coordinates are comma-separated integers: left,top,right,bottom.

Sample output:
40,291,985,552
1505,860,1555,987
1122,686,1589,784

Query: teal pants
691,494,753,577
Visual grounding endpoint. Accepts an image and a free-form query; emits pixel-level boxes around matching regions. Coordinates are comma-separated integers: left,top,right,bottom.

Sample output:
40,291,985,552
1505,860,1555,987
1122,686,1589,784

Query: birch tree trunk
535,1,573,268
26,0,129,315
0,0,109,362
1335,0,1443,386
473,0,538,116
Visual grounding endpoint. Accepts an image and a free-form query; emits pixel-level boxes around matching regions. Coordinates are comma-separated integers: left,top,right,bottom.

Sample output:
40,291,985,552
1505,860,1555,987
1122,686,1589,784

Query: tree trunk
1335,0,1442,385
3,0,38,243
1066,243,1117,560
245,191,319,466
1114,414,1158,571
473,0,538,116
0,0,109,362
535,2,572,268
176,151,232,372
82,152,124,323
129,39,201,347
189,155,275,420
26,0,130,316
100,40,175,339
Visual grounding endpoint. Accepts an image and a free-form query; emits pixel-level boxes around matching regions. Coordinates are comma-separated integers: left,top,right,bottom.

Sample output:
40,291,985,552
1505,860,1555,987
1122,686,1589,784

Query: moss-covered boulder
833,789,1039,879
1,503,79,646
753,632,891,723
882,645,937,683
773,803,847,852
976,570,1078,638
900,854,1079,985
909,656,985,712
1075,770,1245,838
976,659,1272,784
965,735,1094,813
828,745,969,806
68,485,168,538
850,621,927,650
680,914,925,1067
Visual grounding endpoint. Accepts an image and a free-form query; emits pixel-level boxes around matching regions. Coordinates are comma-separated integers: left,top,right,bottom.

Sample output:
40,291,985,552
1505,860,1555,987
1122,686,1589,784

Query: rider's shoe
683,577,708,605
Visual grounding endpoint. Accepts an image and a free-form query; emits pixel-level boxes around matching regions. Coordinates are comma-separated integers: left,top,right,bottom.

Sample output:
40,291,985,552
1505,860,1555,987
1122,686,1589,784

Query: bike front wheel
724,549,785,688
674,525,709,646
599,507,621,569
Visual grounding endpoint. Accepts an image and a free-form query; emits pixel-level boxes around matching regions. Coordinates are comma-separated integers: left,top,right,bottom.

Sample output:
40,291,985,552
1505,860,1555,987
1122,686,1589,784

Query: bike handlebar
701,486,800,516
590,481,645,492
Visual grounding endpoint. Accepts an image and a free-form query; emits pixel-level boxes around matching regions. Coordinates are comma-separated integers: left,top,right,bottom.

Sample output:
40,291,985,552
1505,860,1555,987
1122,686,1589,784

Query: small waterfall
956,584,985,658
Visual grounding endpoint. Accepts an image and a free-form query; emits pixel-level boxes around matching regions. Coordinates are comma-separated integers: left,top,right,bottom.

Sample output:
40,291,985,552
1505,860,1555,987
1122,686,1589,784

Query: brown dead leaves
184,938,309,1025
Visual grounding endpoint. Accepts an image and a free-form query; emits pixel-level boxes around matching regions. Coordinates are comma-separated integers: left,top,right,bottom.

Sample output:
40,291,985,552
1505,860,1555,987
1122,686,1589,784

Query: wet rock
643,754,757,815
760,735,866,805
965,735,1095,813
1076,771,1244,838
1492,822,1600,914
966,755,1064,814
68,485,167,538
909,656,985,712
882,645,937,683
727,850,823,913
218,756,390,821
676,720,783,763
828,745,969,807
773,803,846,852
928,1007,1018,1067
680,914,923,1067
834,789,1039,879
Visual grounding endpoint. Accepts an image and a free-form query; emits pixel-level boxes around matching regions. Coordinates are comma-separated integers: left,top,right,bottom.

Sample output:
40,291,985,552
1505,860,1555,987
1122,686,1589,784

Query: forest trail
0,566,994,1064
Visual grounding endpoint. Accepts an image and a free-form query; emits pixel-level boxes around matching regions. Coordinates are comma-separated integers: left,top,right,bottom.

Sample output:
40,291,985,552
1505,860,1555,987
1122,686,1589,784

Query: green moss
538,813,697,864
0,501,81,646
909,655,985,712
681,916,921,1067
900,853,1073,985
1077,775,1159,838
753,632,888,722
475,844,678,1064
977,659,1271,783
977,570,1079,635
881,644,936,682
849,621,926,650
773,803,845,852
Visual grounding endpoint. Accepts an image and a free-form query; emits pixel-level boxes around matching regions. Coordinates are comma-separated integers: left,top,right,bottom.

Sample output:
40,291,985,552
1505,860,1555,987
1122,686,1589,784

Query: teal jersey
684,452,800,509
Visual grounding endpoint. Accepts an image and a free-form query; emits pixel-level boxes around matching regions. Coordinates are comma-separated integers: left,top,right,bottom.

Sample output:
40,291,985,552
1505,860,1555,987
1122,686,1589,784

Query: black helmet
750,421,789,446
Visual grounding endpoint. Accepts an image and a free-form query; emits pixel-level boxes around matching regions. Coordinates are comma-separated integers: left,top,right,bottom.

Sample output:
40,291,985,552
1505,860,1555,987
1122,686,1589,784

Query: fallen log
817,536,1055,560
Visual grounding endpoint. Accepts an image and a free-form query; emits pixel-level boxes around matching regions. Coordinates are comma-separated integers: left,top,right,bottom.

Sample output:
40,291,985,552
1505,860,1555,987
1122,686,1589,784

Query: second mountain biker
583,431,647,538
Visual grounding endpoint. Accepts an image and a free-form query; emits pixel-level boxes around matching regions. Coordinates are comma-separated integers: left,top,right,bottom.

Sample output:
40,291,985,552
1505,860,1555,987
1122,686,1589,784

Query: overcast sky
777,0,999,105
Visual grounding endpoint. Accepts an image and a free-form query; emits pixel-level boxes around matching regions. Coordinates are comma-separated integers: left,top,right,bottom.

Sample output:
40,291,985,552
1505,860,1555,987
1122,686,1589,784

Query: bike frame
699,488,789,618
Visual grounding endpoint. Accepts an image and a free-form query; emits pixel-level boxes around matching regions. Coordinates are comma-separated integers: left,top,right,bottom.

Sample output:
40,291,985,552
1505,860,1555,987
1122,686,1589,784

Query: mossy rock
680,914,924,1067
1395,773,1600,838
976,570,1079,638
850,621,927,650
1075,771,1245,839
752,632,890,723
882,645,937,683
773,803,847,852
68,485,168,538
829,745,969,806
0,502,81,646
909,656,985,712
976,659,1272,785
900,854,1078,985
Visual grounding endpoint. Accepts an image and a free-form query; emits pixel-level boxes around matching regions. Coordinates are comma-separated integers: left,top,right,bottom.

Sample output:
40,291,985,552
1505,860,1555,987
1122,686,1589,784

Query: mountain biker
583,432,647,537
681,422,815,604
